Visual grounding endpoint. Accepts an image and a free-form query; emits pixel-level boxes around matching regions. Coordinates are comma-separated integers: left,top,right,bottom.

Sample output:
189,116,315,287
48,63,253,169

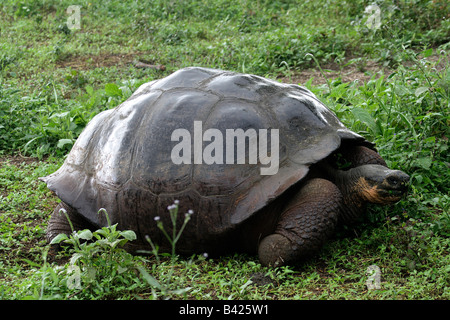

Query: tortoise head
350,164,410,204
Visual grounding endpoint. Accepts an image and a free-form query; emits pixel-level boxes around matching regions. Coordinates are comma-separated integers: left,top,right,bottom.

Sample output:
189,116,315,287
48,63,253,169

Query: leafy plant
28,208,141,299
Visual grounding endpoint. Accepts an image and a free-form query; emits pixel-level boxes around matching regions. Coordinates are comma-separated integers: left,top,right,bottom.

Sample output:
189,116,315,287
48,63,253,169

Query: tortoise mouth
378,188,407,200
376,177,410,203
365,187,407,205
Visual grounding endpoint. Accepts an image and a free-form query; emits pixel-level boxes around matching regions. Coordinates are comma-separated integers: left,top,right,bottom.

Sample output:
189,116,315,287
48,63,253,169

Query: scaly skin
258,178,341,267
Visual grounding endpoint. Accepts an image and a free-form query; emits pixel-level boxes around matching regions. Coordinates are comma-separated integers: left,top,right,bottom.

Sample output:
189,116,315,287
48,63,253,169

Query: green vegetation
1,0,449,300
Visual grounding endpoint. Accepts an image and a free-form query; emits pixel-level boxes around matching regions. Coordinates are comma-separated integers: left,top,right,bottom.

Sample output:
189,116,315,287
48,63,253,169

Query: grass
0,0,449,300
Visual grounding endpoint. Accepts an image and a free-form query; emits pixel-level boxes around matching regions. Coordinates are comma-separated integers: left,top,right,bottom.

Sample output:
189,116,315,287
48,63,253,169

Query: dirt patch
55,52,138,70
54,51,393,85
278,53,447,86
278,59,392,86
0,154,42,167
250,272,277,287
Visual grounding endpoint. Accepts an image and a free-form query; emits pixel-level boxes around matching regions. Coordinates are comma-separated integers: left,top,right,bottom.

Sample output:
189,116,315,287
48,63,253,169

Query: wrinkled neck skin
323,165,368,225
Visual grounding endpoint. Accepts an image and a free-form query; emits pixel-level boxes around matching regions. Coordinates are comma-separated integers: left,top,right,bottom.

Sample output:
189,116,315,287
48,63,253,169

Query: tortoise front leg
258,178,342,267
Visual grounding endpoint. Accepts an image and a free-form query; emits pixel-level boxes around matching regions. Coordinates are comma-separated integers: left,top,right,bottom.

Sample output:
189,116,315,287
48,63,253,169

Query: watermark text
171,121,279,175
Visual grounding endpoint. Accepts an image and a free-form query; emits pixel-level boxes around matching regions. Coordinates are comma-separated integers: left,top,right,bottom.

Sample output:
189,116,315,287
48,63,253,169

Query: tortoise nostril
404,174,410,183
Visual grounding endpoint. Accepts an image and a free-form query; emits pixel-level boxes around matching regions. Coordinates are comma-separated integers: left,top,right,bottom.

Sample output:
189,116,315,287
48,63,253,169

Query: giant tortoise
41,67,409,267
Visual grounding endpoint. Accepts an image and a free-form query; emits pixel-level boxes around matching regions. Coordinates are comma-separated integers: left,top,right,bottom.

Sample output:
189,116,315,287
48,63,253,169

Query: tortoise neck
323,164,367,224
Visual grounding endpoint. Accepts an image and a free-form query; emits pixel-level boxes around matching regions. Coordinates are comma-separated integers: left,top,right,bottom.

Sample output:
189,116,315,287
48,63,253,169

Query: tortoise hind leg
258,178,341,267
46,202,93,243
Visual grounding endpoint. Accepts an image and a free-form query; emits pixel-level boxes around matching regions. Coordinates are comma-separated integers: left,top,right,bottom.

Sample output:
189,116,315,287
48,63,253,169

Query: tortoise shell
41,67,372,253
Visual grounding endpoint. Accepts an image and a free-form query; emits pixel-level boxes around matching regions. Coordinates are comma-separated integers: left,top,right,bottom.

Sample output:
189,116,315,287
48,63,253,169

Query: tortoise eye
387,176,399,185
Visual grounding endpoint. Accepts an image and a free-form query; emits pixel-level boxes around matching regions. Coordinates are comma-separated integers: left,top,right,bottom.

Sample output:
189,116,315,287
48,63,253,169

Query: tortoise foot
258,234,293,267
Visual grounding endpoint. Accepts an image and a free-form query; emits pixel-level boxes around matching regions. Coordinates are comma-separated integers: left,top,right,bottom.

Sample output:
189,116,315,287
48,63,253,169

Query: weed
20,208,140,299
12,201,200,300
138,201,197,299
